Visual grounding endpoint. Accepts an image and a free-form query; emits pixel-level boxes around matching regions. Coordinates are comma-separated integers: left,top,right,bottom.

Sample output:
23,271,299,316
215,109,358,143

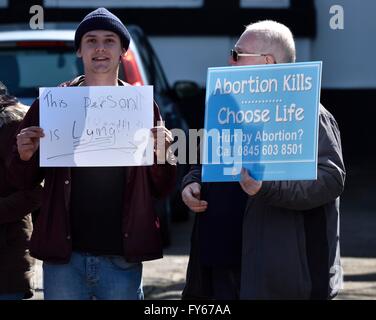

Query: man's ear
121,49,127,58
76,49,82,58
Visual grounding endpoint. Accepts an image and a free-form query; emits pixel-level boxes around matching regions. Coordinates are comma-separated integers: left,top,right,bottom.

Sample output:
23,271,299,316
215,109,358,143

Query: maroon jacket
8,77,177,263
1,103,42,297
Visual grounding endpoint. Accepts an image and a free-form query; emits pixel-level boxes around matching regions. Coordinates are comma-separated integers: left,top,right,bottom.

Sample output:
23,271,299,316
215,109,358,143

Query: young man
182,20,345,300
9,8,176,300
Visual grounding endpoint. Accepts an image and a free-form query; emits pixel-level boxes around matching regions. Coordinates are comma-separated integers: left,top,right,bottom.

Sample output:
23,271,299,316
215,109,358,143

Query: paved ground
31,163,376,300
335,163,376,300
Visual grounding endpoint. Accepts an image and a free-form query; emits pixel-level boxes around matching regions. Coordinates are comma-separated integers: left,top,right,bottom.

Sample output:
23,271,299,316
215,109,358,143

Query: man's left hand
239,168,262,196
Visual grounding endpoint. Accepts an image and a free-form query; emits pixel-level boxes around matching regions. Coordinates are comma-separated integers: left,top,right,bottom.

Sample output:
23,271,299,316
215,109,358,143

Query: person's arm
147,102,177,198
7,99,45,190
0,185,42,224
241,108,345,211
181,164,208,213
181,164,202,191
181,137,203,192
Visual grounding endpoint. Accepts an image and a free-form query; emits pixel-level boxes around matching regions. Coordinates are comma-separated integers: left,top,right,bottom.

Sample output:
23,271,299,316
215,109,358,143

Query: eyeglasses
230,49,268,62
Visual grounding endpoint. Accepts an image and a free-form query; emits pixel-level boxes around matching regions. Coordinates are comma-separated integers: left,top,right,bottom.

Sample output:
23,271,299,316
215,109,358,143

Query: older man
182,20,345,300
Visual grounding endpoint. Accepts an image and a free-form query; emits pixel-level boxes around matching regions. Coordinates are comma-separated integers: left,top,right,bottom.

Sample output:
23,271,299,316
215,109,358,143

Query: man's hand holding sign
17,126,44,161
239,167,262,196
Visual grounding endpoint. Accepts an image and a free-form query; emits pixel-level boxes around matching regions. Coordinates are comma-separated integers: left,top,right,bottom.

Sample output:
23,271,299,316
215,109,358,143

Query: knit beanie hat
74,7,131,51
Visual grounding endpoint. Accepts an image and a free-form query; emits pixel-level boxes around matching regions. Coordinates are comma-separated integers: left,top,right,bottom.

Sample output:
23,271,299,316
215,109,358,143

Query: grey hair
0,103,28,128
245,20,296,63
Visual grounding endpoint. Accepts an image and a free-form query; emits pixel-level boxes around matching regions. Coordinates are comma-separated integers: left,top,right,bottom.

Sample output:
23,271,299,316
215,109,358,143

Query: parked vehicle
0,23,197,245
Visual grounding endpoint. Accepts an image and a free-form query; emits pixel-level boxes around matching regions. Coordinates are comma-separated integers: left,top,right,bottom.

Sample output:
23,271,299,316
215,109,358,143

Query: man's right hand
181,182,208,213
16,126,44,161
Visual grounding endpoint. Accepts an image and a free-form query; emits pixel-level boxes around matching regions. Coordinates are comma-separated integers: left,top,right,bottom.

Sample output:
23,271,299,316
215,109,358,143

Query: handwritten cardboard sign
202,61,322,182
39,86,154,167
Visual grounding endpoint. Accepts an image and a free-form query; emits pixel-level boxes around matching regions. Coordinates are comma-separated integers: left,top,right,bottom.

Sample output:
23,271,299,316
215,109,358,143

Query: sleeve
147,101,177,198
6,99,45,190
181,164,202,192
250,108,346,211
181,138,203,191
0,185,42,224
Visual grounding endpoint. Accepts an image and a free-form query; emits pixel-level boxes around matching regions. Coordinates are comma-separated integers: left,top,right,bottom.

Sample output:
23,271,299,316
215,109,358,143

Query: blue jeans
43,252,143,300
0,293,24,300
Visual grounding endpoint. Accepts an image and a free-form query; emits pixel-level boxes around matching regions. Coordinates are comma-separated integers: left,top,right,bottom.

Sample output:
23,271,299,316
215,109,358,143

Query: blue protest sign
202,61,322,182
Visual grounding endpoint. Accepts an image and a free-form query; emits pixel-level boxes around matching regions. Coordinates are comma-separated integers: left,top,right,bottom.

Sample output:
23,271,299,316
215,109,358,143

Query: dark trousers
182,218,241,300
211,266,241,300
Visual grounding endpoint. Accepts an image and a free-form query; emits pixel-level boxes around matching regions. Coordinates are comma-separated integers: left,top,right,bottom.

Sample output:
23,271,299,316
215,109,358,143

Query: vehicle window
119,49,144,86
130,31,169,93
0,48,83,97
